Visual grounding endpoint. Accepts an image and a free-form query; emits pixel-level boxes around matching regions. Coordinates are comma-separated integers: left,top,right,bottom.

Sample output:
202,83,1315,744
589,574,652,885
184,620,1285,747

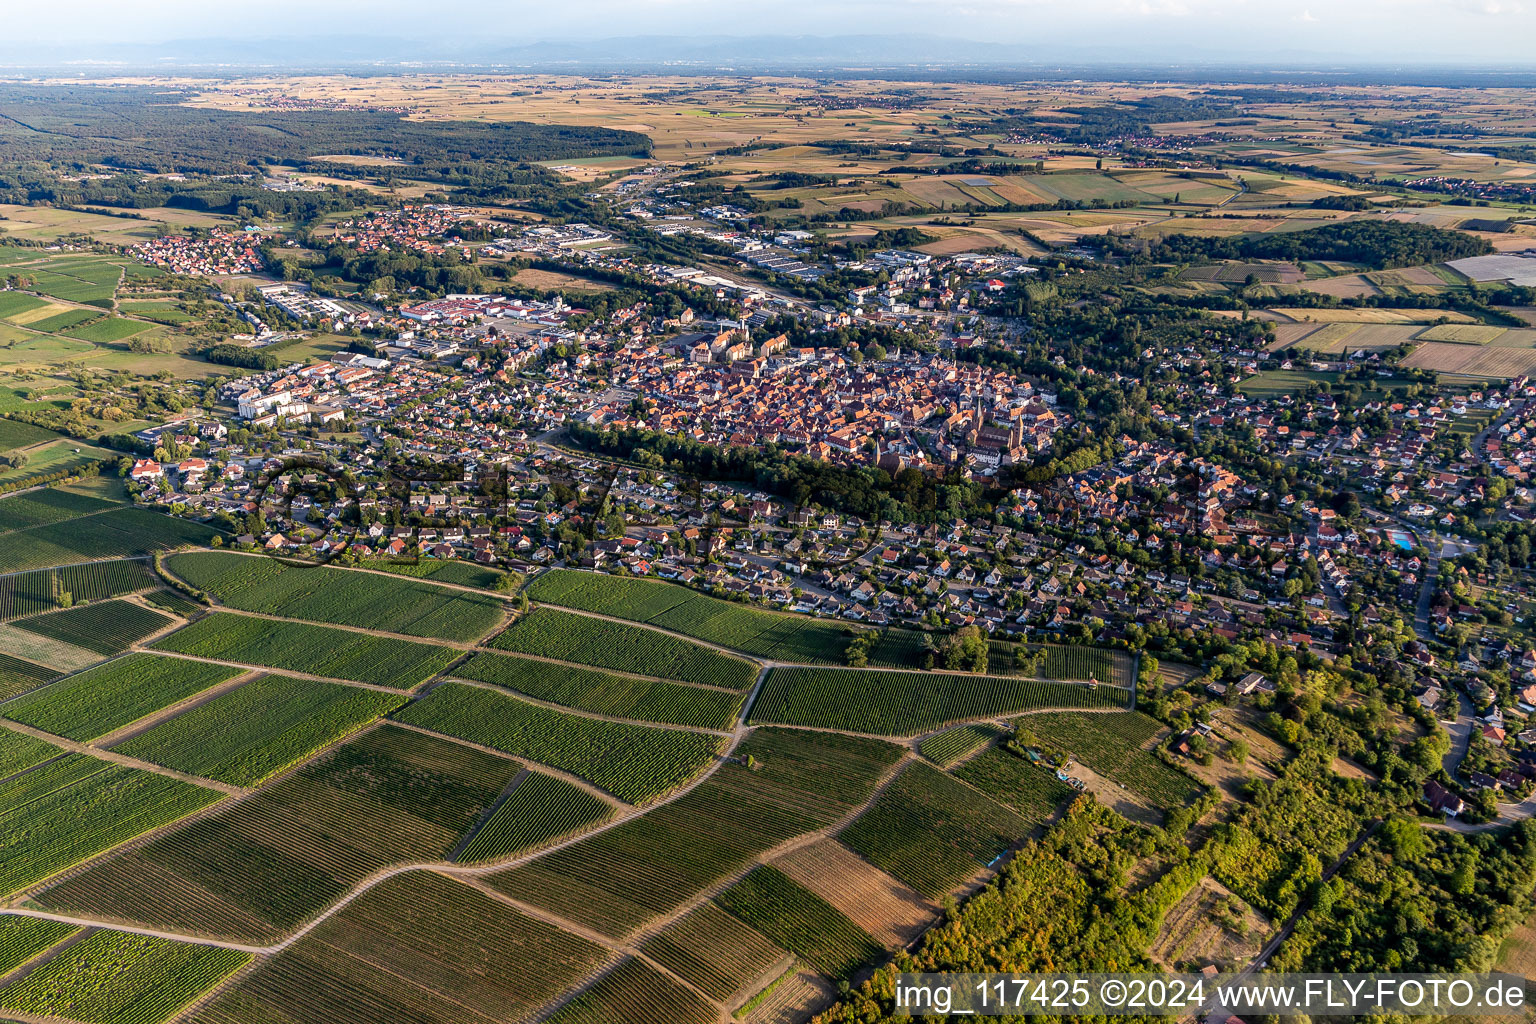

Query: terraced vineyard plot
1027,712,1204,810
167,551,504,642
62,316,151,344
457,770,615,863
187,872,613,1024
0,755,223,895
372,559,515,589
0,728,60,779
0,292,47,319
638,902,787,1003
0,487,119,533
24,308,99,333
841,761,1029,899
920,723,1003,768
0,507,218,573
528,568,853,662
717,866,883,978
39,726,521,942
952,746,1075,823
0,651,59,700
2,654,240,741
12,599,171,655
454,652,743,730
152,613,457,688
395,682,723,803
544,956,718,1024
0,930,249,1024
750,666,1127,736
487,728,903,940
113,674,406,786
0,916,76,976
494,607,757,690
771,838,937,949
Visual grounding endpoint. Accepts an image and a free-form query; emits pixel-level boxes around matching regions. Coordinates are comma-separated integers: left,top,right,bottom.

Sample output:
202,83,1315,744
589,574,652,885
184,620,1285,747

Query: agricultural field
0,650,60,700
0,486,120,533
166,551,505,642
113,674,406,786
715,866,883,979
0,754,223,895
527,568,855,662
1024,711,1205,811
952,746,1076,822
0,506,219,574
492,606,758,690
0,558,159,622
1,653,241,741
637,902,789,1003
0,915,77,976
749,666,1127,736
0,418,60,450
840,760,1029,898
544,956,718,1024
394,682,724,803
1417,323,1510,344
188,872,614,1024
769,838,938,949
486,728,903,940
0,727,60,778
370,558,514,589
0,929,249,1024
11,598,172,655
453,651,743,730
456,769,615,863
39,726,522,942
151,613,459,688
61,316,152,344
919,723,1004,768
1402,341,1536,379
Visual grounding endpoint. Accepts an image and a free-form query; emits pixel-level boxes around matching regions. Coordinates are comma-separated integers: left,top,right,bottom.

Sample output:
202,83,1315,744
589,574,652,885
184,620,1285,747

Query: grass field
1024,711,1204,810
151,613,458,688
113,674,406,786
0,754,223,895
2,653,241,741
167,551,505,642
188,871,614,1024
394,682,724,803
0,929,249,1024
39,726,522,942
840,760,1028,898
749,666,1127,736
453,651,743,730
456,769,615,863
491,606,758,690
528,568,854,662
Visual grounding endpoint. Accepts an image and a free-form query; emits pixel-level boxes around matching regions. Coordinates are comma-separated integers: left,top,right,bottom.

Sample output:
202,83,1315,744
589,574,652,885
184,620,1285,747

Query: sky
6,0,1536,65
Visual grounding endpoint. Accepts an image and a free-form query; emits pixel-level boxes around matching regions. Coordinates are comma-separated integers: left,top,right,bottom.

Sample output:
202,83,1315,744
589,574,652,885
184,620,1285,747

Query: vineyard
0,486,119,533
39,726,521,942
371,559,515,590
527,568,854,662
749,666,1129,736
0,728,61,778
0,507,219,574
113,674,406,786
491,606,758,690
2,654,241,741
12,599,172,655
151,613,458,688
0,559,158,623
841,761,1029,899
486,728,903,941
456,770,615,863
0,755,223,895
0,916,76,976
952,746,1076,822
166,551,505,642
0,651,57,701
188,872,613,1024
919,723,1004,768
1026,712,1204,810
637,902,787,1003
0,929,250,1024
394,682,724,803
545,956,718,1024
716,865,883,979
453,651,743,730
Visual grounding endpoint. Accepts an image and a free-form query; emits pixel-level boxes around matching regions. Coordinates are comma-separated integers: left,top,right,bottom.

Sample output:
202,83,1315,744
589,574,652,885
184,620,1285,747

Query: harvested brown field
1417,323,1509,344
769,838,938,949
1269,307,1476,324
743,967,836,1024
510,268,610,292
1401,342,1536,378
1298,273,1380,299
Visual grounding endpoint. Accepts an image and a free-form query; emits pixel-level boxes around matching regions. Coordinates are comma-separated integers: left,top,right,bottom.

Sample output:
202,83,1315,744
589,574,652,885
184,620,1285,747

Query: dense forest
0,85,650,174
1142,220,1492,270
